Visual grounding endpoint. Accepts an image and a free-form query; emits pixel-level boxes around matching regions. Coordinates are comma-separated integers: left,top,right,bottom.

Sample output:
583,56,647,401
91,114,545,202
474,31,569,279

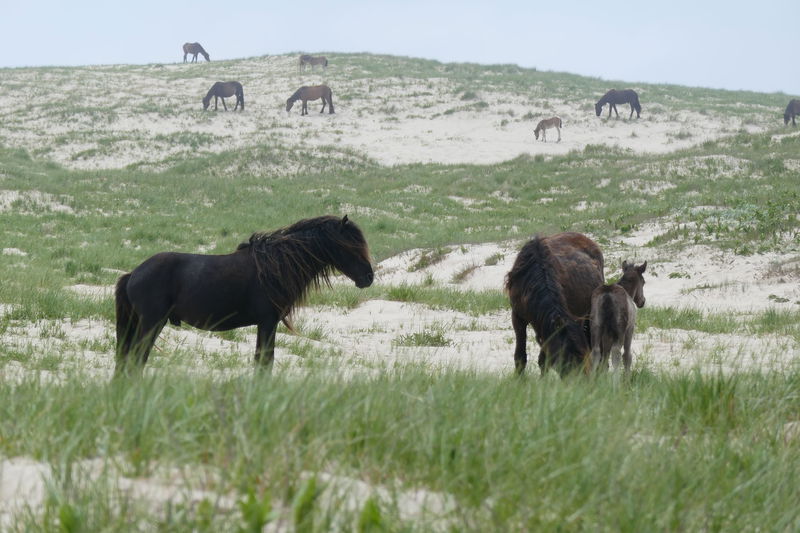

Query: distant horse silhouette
590,261,647,374
203,81,244,111
534,117,562,142
506,232,605,377
595,89,641,119
115,215,373,375
286,85,334,115
299,54,328,70
183,42,210,63
784,99,800,126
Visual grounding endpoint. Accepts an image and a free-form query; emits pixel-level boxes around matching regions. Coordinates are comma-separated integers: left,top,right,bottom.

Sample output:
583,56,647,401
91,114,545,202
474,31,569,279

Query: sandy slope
0,55,770,171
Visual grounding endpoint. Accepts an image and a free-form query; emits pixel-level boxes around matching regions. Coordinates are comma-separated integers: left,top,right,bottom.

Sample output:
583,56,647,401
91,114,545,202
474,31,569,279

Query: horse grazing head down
595,101,603,117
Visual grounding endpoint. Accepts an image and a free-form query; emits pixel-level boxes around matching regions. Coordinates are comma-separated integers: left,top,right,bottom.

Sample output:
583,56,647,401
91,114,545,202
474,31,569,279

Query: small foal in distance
534,117,562,142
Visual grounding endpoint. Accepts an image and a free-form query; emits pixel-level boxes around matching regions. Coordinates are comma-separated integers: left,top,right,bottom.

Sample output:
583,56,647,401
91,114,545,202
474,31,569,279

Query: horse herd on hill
183,42,799,138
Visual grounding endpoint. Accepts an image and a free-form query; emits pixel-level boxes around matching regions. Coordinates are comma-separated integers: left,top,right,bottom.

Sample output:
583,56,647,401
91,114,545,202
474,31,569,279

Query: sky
1,0,797,95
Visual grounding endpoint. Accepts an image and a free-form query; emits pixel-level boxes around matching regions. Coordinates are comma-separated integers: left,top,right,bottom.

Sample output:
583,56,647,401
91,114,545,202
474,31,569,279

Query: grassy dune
1,53,799,530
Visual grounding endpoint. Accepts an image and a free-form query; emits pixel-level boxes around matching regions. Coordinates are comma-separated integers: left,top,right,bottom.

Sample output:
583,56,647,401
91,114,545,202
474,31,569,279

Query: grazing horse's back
506,232,604,376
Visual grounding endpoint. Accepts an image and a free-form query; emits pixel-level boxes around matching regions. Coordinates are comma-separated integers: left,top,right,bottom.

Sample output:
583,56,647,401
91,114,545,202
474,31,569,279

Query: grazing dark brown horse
183,42,210,63
534,117,562,142
203,81,244,111
299,54,328,70
590,261,647,374
784,99,800,126
506,232,605,377
115,215,373,375
286,85,334,115
595,89,641,119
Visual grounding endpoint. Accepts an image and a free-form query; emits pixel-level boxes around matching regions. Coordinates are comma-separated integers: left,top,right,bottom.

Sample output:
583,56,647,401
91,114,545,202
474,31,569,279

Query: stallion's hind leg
221,97,228,111
116,317,165,375
511,311,528,375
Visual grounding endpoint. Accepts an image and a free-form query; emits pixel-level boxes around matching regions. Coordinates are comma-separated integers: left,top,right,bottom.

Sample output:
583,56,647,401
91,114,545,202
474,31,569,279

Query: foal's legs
622,330,633,373
511,311,528,375
556,126,561,142
320,98,327,113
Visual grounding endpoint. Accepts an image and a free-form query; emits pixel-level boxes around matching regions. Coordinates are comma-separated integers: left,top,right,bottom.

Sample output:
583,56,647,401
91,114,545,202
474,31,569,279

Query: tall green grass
1,368,798,530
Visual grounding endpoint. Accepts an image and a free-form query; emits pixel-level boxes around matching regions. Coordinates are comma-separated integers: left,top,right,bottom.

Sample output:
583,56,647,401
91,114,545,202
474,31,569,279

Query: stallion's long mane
238,215,368,320
505,236,588,365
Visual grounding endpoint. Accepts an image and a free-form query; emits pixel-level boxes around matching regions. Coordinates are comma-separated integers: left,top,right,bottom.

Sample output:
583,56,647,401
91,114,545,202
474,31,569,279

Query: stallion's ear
637,261,647,274
622,260,630,271
341,215,349,227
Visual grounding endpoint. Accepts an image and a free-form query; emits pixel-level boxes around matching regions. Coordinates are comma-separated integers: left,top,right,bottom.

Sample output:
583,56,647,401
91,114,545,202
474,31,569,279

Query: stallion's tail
115,273,139,358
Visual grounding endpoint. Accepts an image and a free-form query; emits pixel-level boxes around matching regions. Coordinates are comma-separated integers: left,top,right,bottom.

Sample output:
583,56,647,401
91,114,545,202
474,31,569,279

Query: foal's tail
598,288,621,345
115,273,139,358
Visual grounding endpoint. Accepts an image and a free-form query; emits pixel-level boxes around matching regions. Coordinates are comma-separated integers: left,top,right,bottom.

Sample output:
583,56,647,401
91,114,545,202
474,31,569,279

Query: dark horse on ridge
115,215,374,375
203,81,244,111
506,232,605,377
286,85,334,115
595,89,641,119
784,99,800,126
183,42,210,63
299,54,328,70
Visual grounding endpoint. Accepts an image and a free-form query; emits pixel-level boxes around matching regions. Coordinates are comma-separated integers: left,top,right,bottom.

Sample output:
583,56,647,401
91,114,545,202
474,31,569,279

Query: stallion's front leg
255,321,278,372
221,97,228,111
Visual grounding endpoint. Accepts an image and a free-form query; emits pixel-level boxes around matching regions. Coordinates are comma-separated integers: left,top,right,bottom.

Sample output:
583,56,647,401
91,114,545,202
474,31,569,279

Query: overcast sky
1,0,797,95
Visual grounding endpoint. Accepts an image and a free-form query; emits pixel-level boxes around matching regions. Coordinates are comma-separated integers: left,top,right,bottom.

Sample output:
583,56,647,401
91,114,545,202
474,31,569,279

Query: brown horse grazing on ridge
183,42,210,63
506,232,605,377
784,99,800,126
299,54,328,70
595,89,641,119
203,81,244,111
590,261,647,374
115,215,374,375
286,85,334,115
534,117,562,142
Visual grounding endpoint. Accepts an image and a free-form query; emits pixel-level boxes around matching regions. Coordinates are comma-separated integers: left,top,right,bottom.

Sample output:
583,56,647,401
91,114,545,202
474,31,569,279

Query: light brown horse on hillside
203,81,244,111
286,85,334,115
589,261,647,374
534,117,562,142
506,232,605,377
299,54,328,71
183,42,210,63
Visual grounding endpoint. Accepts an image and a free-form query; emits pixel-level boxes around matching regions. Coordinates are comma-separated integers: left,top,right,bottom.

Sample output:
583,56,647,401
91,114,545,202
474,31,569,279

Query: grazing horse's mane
238,216,368,318
505,236,588,365
287,88,304,104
